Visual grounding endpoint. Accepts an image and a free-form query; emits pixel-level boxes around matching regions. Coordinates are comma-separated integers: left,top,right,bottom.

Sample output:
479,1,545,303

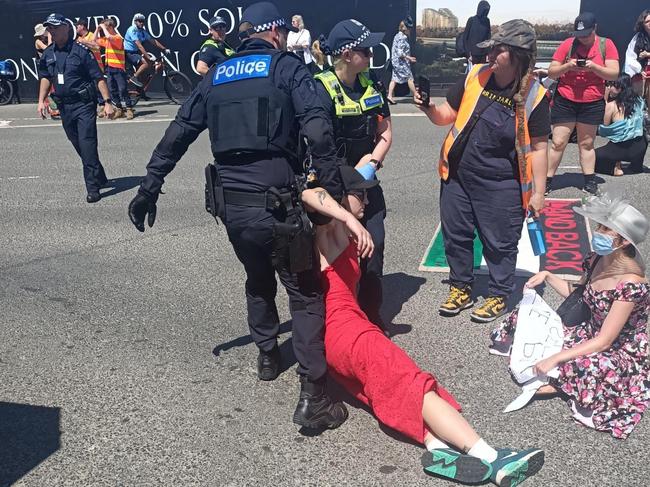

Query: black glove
128,192,157,232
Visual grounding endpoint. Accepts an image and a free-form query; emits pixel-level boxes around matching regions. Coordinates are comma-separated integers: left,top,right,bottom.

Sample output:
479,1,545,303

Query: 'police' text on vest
212,55,271,85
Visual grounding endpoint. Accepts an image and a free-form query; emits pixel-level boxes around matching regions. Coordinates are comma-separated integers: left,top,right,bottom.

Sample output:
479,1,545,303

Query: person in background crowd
300,165,545,487
287,15,312,67
34,23,50,59
37,13,113,203
416,19,549,323
387,18,416,105
307,39,329,75
545,12,619,196
624,10,650,106
75,20,106,118
316,19,393,332
462,1,491,66
595,75,647,176
35,23,58,118
96,18,134,120
124,13,169,87
491,193,650,440
196,16,234,76
127,1,348,431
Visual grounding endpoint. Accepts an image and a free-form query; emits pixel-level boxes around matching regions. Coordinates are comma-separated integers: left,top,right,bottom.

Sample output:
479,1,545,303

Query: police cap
210,16,227,28
239,2,297,39
320,19,384,56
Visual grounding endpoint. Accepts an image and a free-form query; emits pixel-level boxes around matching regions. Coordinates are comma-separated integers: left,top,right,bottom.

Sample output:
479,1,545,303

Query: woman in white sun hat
492,192,650,439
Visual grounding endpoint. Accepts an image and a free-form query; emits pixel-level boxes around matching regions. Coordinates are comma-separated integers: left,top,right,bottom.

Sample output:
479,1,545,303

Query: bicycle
127,52,193,106
0,60,16,106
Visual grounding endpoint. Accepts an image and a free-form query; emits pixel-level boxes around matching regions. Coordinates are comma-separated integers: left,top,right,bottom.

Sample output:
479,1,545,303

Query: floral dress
391,32,413,84
490,257,650,439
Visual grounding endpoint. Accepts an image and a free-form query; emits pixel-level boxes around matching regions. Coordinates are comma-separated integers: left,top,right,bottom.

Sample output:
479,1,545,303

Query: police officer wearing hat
128,1,347,430
196,16,235,76
37,13,114,203
316,19,393,331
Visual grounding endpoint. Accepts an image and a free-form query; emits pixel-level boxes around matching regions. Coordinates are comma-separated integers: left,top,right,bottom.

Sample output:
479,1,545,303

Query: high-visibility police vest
201,39,235,58
314,70,384,164
439,64,547,210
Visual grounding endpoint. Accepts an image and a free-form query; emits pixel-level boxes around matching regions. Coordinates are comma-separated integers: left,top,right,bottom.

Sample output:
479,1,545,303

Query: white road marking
0,118,175,129
0,176,40,181
0,120,11,127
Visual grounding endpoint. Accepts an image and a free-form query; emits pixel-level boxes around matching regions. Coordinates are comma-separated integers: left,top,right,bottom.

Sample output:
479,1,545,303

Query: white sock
468,438,498,463
424,435,450,451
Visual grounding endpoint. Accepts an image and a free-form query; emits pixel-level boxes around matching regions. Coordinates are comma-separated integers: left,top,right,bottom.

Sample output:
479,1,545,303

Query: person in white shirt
287,15,313,65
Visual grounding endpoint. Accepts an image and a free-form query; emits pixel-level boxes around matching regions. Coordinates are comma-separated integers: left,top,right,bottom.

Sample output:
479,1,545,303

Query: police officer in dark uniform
196,16,235,76
128,1,348,430
37,13,114,203
316,20,393,330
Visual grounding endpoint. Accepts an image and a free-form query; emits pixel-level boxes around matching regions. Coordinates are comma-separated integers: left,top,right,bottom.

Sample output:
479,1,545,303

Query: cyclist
124,13,170,87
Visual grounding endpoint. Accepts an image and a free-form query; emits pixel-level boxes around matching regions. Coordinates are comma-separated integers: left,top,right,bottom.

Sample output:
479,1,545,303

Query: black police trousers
224,203,326,381
60,101,107,193
358,184,386,326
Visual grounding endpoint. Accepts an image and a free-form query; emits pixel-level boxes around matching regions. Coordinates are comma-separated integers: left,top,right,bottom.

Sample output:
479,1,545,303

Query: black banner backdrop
2,0,415,100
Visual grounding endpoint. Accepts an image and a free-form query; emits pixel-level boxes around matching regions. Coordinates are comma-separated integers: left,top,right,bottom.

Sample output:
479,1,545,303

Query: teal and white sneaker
422,448,492,484
490,448,545,486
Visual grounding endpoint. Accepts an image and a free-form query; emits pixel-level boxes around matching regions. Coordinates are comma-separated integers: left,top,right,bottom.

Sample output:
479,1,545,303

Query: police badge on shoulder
212,55,272,85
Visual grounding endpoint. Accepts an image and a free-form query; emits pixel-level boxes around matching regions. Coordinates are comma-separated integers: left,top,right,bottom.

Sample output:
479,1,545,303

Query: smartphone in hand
576,58,587,67
418,76,430,107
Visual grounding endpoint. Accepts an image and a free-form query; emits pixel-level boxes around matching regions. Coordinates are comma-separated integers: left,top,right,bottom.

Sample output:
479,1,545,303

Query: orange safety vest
83,32,103,70
439,64,547,210
98,34,126,70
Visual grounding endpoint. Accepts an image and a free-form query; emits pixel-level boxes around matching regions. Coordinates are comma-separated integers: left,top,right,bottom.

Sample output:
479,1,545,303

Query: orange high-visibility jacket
439,64,547,210
97,34,126,70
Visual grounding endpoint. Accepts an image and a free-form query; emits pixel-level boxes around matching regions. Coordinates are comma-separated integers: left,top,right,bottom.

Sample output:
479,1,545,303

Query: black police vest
205,49,297,160
333,110,378,166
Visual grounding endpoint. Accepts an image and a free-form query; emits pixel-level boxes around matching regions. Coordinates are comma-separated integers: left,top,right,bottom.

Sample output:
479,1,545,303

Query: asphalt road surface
1,98,648,486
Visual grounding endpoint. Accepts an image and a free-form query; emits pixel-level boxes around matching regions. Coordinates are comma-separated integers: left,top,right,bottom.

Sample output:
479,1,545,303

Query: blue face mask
591,232,620,255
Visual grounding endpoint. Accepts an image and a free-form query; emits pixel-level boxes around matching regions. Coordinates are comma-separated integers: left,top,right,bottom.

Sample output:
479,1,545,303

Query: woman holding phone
415,19,550,323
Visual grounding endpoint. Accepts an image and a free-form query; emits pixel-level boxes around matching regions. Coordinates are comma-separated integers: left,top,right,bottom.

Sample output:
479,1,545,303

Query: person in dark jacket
462,1,491,65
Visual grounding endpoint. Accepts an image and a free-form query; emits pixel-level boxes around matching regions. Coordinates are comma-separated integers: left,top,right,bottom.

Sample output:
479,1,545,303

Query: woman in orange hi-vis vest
414,19,549,323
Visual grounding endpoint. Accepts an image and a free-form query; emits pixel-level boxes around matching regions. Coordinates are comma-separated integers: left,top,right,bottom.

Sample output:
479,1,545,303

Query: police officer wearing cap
316,19,393,331
128,1,347,430
37,13,114,203
196,16,235,76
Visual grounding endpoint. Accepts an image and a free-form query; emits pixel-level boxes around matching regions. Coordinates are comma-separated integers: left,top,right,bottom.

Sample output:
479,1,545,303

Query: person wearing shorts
546,12,619,196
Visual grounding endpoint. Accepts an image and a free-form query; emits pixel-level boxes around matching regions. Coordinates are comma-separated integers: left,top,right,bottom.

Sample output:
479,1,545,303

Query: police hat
239,1,297,39
340,165,379,194
209,16,227,28
43,13,68,27
321,19,384,56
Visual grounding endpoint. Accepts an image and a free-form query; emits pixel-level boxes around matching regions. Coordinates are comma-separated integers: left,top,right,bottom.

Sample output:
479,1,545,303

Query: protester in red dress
546,12,619,196
299,165,545,486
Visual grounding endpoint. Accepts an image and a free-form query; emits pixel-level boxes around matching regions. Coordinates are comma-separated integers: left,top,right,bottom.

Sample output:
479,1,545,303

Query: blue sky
417,0,581,26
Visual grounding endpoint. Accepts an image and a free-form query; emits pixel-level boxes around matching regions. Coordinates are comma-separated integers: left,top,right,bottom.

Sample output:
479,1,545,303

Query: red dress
321,242,461,443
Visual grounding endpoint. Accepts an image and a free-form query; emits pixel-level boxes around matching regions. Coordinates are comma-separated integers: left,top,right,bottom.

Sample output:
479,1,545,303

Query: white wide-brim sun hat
574,192,649,250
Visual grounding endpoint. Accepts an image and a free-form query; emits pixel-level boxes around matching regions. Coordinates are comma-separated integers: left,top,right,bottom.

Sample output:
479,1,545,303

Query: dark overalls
440,92,525,298
315,71,388,326
38,40,107,193
139,38,342,381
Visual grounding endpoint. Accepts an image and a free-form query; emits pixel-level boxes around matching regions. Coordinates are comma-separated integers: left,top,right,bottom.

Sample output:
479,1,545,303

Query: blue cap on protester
320,19,384,56
239,1,298,39
43,13,68,27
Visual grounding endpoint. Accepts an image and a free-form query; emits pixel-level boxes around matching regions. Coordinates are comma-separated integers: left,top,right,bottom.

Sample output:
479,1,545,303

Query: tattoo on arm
315,189,328,206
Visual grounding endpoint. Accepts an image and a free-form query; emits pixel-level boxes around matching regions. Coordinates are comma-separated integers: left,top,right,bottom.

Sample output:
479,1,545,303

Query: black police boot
292,375,348,429
257,346,281,381
86,192,101,203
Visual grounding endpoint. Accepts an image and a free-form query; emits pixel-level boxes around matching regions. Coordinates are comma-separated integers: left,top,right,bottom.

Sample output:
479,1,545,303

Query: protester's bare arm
370,116,392,167
525,270,572,297
548,59,577,78
586,59,619,82
534,300,634,374
196,61,210,76
528,136,548,217
414,95,458,126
